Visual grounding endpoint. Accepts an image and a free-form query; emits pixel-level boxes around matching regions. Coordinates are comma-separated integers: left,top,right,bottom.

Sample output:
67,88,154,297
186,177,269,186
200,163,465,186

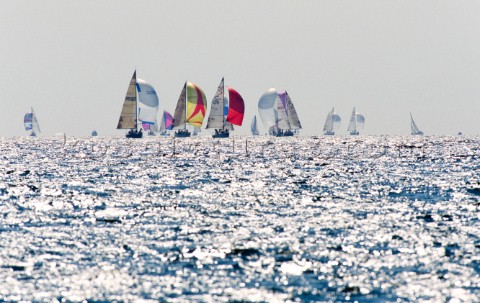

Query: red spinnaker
226,87,245,126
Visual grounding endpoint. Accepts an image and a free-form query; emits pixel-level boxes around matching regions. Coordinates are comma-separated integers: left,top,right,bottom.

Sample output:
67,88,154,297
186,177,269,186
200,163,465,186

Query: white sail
347,107,357,133
31,107,41,134
285,92,302,129
410,113,423,135
323,108,334,133
117,71,138,130
332,113,341,130
356,113,365,128
206,78,225,129
258,88,277,129
137,79,159,128
172,83,187,129
251,115,259,135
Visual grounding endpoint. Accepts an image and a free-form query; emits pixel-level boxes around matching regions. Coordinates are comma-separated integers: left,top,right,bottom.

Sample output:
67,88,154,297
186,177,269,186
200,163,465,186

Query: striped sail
186,82,207,127
172,83,187,129
226,87,245,126
117,71,137,130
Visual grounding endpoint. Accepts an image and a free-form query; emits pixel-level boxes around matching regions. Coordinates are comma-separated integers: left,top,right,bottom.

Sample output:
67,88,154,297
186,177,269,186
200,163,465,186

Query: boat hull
126,130,143,138
324,131,335,136
350,131,359,136
212,129,230,138
175,130,191,138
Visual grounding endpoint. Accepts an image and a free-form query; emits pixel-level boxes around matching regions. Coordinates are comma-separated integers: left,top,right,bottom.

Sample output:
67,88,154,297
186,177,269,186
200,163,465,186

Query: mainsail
117,71,138,130
251,115,260,135
137,78,159,130
24,107,41,134
410,113,423,135
347,107,357,133
258,88,278,129
276,91,291,130
206,78,225,129
172,83,187,129
285,91,302,130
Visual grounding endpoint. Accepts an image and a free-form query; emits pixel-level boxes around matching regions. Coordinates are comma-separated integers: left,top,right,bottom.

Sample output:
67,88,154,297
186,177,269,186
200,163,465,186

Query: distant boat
172,82,207,138
410,113,424,135
323,107,341,135
91,130,98,136
117,71,159,138
250,115,260,136
192,126,201,136
258,88,302,137
24,107,41,137
159,110,174,136
206,78,245,138
347,107,365,135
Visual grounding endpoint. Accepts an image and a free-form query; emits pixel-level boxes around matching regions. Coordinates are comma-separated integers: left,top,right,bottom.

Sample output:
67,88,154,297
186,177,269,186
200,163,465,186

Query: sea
0,135,479,302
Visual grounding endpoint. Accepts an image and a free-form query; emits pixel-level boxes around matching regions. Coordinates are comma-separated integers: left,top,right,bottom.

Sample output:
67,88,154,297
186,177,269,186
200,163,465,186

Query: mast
184,82,187,130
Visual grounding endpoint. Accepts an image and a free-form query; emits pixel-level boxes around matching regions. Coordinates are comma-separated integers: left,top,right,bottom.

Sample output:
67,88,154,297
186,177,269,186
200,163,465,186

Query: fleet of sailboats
205,78,245,138
24,107,41,137
22,71,438,137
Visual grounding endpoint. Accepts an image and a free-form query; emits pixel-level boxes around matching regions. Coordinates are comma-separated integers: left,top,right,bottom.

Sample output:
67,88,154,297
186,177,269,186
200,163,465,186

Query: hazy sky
1,0,480,136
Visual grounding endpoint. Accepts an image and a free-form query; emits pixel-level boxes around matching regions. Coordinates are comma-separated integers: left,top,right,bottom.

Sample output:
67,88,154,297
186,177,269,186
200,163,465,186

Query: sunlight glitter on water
0,135,479,302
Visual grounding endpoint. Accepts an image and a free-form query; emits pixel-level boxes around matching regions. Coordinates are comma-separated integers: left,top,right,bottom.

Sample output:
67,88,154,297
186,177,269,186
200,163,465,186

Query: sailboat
24,107,41,137
250,115,260,136
347,107,365,135
323,108,341,135
258,88,302,137
159,110,174,136
410,113,424,135
206,78,245,138
172,82,207,138
117,71,158,138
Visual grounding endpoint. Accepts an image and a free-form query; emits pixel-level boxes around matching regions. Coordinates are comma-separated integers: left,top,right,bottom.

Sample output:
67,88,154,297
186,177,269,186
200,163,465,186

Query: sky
1,0,480,137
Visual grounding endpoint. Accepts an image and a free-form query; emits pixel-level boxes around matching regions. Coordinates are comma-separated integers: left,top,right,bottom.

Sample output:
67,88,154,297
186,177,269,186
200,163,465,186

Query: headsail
172,83,187,129
137,78,159,130
226,87,245,126
285,91,302,129
117,71,137,130
323,108,334,133
258,88,277,129
206,78,225,129
186,82,207,128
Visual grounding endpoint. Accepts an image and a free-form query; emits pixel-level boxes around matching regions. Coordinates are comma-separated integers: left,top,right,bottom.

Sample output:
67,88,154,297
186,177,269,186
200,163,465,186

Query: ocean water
0,135,479,302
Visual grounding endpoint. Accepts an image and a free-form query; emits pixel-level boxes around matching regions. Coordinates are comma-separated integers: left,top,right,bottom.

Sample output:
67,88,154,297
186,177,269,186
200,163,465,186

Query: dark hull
324,131,335,136
126,131,143,138
175,130,191,138
350,131,359,136
212,130,230,138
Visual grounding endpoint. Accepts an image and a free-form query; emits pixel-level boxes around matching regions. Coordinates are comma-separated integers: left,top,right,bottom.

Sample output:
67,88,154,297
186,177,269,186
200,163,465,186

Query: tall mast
184,82,187,130
223,77,226,131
